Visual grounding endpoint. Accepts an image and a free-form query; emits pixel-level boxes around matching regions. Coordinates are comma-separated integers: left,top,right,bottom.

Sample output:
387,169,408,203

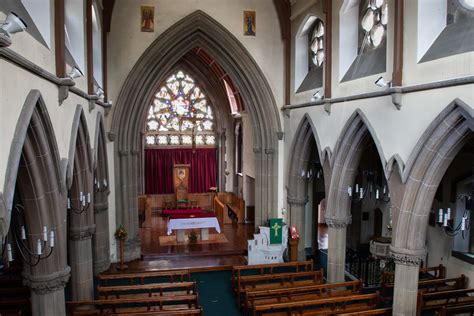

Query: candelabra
67,190,91,214
347,170,390,203
94,177,108,193
299,162,323,182
0,204,55,267
437,207,471,238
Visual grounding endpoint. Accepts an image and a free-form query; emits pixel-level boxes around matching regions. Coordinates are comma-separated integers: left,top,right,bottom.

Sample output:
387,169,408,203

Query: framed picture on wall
243,11,256,36
141,6,155,32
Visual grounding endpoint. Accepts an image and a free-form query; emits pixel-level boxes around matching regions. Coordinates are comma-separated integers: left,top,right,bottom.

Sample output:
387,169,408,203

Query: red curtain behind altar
145,148,217,194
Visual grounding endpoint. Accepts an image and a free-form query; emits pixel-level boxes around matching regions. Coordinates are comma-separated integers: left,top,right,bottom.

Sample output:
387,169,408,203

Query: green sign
269,218,283,244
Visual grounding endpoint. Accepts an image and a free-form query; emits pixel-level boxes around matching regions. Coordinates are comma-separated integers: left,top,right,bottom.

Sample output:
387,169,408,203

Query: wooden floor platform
121,212,255,272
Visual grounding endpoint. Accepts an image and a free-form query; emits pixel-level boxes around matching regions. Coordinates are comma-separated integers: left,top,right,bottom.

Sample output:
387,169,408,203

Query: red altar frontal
161,208,204,217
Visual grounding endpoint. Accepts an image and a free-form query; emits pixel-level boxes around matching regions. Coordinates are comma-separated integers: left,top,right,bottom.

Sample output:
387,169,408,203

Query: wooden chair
176,185,189,209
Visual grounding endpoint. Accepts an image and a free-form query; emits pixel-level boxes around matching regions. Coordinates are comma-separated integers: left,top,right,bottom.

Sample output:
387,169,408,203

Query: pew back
97,269,191,286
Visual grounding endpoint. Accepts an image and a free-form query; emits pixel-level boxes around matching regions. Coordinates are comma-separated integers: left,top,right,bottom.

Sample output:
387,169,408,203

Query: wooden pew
66,294,199,315
244,280,362,312
97,269,191,286
67,309,203,316
97,281,197,299
416,288,474,316
236,270,324,305
381,264,445,288
338,307,392,315
251,292,379,316
417,275,467,293
438,302,474,315
232,260,313,294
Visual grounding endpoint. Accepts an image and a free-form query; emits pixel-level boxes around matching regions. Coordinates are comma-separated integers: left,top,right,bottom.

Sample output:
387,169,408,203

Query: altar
167,213,221,243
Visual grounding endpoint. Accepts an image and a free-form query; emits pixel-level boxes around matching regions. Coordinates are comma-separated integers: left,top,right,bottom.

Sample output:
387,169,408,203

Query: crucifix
271,221,281,237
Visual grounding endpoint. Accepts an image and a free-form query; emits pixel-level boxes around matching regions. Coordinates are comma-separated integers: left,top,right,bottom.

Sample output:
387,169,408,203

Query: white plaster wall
404,0,474,86
106,0,285,119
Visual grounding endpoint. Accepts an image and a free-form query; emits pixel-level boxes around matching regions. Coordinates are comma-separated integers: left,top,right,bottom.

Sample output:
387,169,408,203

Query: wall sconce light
374,76,391,88
94,177,108,193
0,12,27,37
311,91,323,101
67,190,91,214
68,66,83,79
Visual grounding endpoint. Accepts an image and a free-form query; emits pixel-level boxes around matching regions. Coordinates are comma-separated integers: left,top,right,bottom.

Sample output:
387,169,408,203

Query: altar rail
216,192,245,224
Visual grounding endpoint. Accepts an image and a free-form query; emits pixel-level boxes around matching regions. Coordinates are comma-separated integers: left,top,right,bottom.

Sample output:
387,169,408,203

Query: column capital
23,266,71,295
287,196,308,206
390,246,426,266
325,216,351,228
253,148,262,154
69,224,96,241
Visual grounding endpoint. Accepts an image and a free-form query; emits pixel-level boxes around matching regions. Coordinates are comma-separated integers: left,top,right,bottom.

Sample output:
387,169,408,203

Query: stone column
326,217,351,283
391,247,425,316
23,267,70,316
93,201,110,275
253,148,263,227
68,225,95,301
288,196,309,261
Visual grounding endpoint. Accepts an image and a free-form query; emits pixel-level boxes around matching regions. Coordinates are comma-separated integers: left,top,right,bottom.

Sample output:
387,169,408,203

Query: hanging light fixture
299,160,323,182
67,190,91,214
347,169,390,203
1,204,55,267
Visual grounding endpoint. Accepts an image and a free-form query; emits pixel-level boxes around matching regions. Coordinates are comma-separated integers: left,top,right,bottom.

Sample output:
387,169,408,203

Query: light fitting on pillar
437,182,473,238
0,12,27,38
311,91,323,101
374,76,391,88
67,190,91,214
299,161,323,182
68,66,84,79
94,177,108,193
1,204,55,267
347,169,390,203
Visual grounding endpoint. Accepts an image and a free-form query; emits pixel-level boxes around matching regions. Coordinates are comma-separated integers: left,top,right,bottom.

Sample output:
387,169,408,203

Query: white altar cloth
167,216,221,235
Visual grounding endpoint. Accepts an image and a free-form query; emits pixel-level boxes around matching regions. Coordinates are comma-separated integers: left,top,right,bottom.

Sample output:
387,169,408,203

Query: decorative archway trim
1,90,62,236
67,105,93,189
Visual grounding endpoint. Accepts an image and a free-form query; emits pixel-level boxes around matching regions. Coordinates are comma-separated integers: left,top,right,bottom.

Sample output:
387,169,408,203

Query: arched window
359,0,388,53
310,20,325,67
145,70,216,147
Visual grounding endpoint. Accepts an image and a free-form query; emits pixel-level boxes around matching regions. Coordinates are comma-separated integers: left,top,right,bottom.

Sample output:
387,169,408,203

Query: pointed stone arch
286,114,330,259
324,109,388,282
92,112,110,275
66,105,95,301
389,99,473,315
110,10,282,258
1,90,69,315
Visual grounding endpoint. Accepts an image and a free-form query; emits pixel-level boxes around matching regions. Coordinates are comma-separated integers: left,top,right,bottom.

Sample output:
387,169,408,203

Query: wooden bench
438,302,474,315
66,294,199,315
232,260,313,294
252,292,379,316
244,280,362,312
97,269,191,286
97,281,197,299
417,275,467,293
237,270,324,305
416,288,474,316
381,264,445,288
67,309,203,316
338,307,392,315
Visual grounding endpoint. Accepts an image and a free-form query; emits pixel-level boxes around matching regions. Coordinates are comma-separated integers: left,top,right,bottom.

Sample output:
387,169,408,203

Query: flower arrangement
114,225,128,240
188,230,198,243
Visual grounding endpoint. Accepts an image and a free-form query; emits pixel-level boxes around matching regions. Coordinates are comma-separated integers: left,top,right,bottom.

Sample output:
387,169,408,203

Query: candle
355,184,359,193
21,226,26,240
359,188,364,199
67,197,71,209
80,191,83,202
87,193,91,203
6,243,12,262
103,179,107,187
317,171,320,179
82,197,86,207
36,239,42,255
438,209,444,223
348,186,352,197
49,230,55,248
383,186,386,194
376,189,380,200
461,217,466,231
447,208,451,220
443,214,448,227
43,226,48,242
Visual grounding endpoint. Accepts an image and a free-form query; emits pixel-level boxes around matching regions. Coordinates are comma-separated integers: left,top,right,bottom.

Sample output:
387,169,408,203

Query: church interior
0,0,473,315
